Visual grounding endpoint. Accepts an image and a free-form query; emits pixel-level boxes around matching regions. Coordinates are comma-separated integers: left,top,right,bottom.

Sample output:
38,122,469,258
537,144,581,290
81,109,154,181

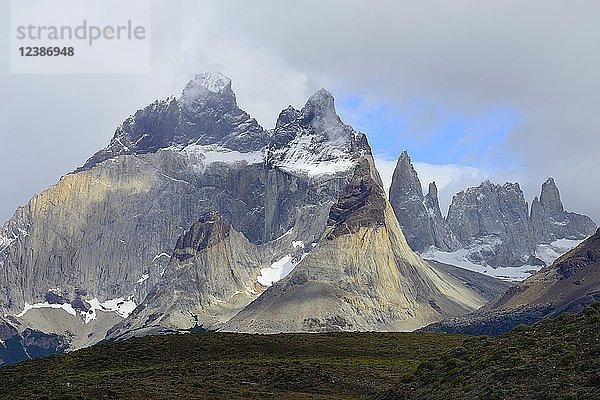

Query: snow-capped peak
180,71,236,108
190,72,232,93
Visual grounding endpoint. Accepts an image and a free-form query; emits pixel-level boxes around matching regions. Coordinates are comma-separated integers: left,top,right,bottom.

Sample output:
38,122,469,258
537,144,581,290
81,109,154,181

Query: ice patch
292,241,304,248
16,302,77,318
0,233,17,253
278,158,355,177
257,251,310,287
421,247,542,282
137,274,149,284
535,238,584,266
83,297,137,324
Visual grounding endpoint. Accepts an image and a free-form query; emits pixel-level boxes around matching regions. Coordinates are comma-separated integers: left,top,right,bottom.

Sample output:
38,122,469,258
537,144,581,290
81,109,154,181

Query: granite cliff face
223,160,485,333
389,151,459,252
446,180,535,267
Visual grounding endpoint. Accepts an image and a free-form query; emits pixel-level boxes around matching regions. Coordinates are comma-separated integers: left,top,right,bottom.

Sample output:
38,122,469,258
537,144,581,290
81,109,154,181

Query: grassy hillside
381,303,600,400
0,331,464,399
2,304,598,399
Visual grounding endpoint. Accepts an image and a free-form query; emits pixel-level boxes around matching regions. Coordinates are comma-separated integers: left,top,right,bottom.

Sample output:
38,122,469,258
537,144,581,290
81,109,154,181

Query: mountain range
0,72,597,366
0,73,497,364
389,151,596,279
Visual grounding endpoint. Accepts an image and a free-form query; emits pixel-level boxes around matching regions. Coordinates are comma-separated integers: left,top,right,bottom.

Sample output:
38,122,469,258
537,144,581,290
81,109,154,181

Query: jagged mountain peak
77,73,268,171
399,149,411,162
300,88,343,129
268,89,370,177
389,150,461,252
303,88,335,112
390,149,422,198
530,177,596,243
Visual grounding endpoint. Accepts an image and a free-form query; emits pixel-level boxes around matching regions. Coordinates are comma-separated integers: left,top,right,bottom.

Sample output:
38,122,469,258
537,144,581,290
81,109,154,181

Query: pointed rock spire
539,177,564,216
389,151,460,252
303,88,336,115
530,177,596,243
390,150,423,198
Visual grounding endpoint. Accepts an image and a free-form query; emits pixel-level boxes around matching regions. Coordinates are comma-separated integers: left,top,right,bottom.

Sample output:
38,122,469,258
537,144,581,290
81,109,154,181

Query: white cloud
0,0,599,225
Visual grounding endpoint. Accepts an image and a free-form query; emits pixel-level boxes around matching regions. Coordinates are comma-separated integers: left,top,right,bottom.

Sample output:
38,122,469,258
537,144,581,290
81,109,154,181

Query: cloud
0,0,599,225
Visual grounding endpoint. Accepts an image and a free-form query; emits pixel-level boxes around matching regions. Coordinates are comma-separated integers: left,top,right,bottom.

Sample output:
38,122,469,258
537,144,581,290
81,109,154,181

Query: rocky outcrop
223,159,486,333
530,177,596,243
389,151,459,252
424,182,462,251
446,180,535,267
106,212,277,340
0,316,68,366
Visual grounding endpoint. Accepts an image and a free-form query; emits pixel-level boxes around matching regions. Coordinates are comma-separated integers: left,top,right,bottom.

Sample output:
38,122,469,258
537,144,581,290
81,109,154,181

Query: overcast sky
1,0,599,224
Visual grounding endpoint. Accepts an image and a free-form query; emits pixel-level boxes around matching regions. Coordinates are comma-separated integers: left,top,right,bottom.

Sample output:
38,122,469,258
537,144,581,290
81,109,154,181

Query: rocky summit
446,180,535,267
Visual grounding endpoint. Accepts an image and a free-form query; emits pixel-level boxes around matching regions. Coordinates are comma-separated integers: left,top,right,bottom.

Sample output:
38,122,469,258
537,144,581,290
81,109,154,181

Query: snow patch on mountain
0,234,16,253
257,251,310,287
257,255,295,286
16,302,77,318
274,134,356,177
421,247,542,282
152,253,171,263
137,274,149,284
83,297,137,324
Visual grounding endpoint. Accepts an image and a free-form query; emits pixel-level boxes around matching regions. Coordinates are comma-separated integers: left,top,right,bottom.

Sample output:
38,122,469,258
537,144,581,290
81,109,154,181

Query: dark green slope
0,331,464,400
381,303,600,400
